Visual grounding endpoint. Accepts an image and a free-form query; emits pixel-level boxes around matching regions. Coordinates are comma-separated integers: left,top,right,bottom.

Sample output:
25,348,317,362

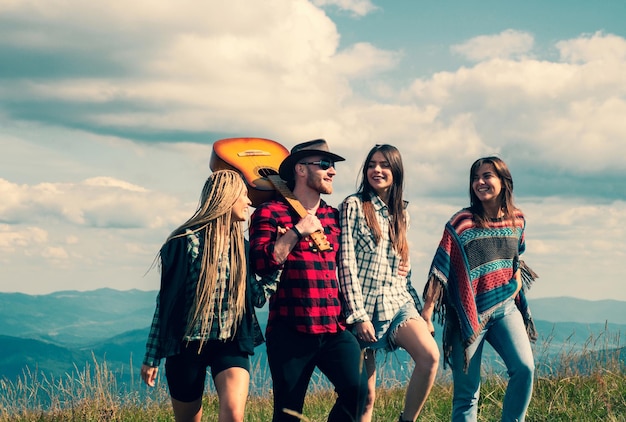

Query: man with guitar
249,139,368,422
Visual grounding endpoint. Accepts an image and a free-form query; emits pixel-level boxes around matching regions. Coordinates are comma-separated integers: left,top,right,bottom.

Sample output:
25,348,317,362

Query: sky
1,0,625,300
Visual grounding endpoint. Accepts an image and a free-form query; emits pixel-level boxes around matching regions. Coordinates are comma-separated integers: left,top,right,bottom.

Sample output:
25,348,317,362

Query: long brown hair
165,169,247,341
468,156,520,227
357,144,408,262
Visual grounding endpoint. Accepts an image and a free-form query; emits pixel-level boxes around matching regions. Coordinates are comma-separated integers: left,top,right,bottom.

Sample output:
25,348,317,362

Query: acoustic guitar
210,137,289,207
210,137,331,252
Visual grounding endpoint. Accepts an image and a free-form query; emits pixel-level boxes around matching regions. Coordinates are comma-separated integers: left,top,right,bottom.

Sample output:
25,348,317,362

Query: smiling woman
338,144,439,422
422,156,538,422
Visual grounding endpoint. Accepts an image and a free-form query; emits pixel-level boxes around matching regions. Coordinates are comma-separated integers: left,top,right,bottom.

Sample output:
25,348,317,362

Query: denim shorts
356,301,421,352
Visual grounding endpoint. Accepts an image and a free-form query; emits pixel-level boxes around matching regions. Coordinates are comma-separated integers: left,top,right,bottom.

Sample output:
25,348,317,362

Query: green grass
1,334,624,421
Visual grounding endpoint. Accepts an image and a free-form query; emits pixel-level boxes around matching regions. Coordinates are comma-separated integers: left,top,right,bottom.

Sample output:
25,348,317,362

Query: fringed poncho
424,208,538,368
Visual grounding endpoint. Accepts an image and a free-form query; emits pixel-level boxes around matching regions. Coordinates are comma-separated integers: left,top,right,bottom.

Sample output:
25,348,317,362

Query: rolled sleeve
338,197,370,325
249,205,285,276
143,294,163,367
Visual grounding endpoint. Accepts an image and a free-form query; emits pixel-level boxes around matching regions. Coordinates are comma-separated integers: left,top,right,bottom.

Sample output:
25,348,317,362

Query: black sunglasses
299,160,335,170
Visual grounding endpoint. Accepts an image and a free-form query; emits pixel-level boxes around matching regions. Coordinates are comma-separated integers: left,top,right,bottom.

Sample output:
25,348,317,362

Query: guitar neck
266,175,331,252
267,176,309,218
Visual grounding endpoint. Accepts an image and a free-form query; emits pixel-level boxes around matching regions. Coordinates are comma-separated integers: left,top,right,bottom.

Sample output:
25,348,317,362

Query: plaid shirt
143,229,235,367
338,193,421,325
249,197,344,335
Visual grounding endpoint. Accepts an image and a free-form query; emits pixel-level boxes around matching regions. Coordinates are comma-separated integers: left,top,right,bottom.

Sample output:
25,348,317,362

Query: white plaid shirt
338,193,421,324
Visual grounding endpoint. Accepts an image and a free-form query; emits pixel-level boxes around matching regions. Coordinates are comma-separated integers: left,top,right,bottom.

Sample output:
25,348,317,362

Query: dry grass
1,330,624,421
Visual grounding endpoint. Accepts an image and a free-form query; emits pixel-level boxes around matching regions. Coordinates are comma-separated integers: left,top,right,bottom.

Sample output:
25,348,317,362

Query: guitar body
210,137,289,207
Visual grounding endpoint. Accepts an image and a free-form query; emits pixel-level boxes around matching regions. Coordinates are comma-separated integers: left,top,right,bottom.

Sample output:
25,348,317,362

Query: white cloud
312,0,378,17
520,199,626,300
402,33,626,178
0,177,183,228
557,31,626,63
0,2,625,299
331,42,402,78
83,177,147,192
5,3,620,181
0,0,357,138
0,225,48,255
451,30,535,62
41,246,70,260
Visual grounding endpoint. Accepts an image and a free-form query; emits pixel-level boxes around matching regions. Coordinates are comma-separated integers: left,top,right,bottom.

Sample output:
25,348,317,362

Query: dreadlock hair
356,144,409,262
468,156,521,228
164,169,247,346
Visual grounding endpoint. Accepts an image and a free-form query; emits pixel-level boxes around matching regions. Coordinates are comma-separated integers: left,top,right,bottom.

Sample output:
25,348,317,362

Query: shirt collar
369,193,388,212
368,193,409,212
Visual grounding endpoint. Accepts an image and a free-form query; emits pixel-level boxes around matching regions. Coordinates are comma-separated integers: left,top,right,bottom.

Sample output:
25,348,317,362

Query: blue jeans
450,299,535,422
266,322,368,422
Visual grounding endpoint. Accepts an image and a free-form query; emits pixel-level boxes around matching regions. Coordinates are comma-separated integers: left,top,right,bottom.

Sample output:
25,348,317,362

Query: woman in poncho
421,156,538,422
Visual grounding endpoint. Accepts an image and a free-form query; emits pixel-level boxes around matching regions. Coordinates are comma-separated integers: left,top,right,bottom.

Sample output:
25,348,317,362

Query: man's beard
307,174,333,195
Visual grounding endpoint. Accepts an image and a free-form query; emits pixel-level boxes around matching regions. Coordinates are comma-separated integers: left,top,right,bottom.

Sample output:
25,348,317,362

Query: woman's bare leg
394,318,440,421
360,349,377,422
171,397,202,422
213,366,250,422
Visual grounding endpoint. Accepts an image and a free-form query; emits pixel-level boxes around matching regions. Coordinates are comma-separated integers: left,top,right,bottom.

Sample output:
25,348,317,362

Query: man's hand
295,214,323,237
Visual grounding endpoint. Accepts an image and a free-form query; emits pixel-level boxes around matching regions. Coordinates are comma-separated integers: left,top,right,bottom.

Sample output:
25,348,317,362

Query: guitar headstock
308,231,332,252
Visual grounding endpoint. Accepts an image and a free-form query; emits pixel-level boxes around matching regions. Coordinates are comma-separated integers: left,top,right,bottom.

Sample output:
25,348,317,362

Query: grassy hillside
1,328,624,421
1,291,624,420
0,357,624,421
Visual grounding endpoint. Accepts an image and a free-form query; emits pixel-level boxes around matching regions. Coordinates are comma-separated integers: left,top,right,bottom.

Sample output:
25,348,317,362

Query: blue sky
1,0,625,300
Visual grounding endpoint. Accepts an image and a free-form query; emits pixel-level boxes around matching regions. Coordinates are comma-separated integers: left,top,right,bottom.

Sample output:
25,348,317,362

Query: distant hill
0,334,93,381
87,327,150,369
1,289,623,345
529,297,626,325
0,288,156,346
0,289,623,392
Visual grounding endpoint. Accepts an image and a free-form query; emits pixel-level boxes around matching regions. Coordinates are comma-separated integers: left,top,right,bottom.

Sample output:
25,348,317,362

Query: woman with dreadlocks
141,169,266,422
338,144,439,422
421,156,538,422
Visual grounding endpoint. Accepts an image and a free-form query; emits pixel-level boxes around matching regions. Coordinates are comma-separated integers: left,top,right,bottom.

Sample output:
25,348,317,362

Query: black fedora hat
278,139,345,181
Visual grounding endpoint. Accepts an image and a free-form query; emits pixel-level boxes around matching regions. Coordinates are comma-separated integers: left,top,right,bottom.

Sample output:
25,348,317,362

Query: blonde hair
166,169,247,343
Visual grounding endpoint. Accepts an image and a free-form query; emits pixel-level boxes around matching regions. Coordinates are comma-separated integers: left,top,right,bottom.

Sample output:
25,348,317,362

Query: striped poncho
425,208,538,367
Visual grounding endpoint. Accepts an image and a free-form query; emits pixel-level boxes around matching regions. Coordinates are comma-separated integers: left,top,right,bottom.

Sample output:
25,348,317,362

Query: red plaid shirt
249,198,345,335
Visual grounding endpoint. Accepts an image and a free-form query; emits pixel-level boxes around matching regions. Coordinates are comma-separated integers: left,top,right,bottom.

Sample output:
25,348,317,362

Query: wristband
292,226,303,240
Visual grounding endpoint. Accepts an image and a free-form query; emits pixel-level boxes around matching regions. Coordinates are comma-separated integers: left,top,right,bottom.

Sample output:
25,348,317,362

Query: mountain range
1,288,624,394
